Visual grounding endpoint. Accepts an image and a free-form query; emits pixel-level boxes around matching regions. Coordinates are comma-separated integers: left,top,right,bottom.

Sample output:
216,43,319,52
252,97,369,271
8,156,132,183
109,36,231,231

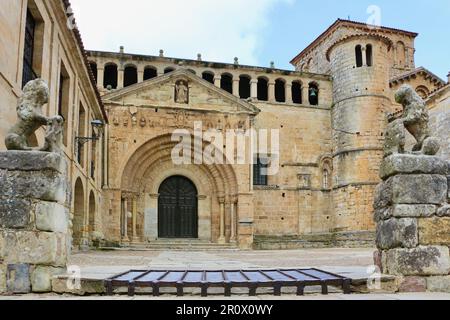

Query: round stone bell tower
327,34,393,232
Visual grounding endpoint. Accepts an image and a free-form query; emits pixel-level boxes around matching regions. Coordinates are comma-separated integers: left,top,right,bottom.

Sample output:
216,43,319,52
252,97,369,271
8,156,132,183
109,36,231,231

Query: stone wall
374,155,450,292
0,151,70,293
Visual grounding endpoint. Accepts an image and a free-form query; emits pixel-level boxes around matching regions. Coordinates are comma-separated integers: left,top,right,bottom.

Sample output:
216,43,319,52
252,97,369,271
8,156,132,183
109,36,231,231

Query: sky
70,0,450,80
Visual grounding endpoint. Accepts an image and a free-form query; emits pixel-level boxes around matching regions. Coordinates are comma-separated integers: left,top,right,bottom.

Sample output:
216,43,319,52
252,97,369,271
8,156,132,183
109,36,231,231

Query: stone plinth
0,151,70,294
374,154,450,292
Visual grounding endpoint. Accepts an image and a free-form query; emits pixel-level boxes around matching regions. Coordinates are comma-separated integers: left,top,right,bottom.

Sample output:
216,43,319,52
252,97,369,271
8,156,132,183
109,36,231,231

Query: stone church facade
1,1,449,250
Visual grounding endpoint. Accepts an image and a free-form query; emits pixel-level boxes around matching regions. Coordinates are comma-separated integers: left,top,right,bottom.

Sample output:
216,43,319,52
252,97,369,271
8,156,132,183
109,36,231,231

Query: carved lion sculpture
393,84,440,156
5,78,64,153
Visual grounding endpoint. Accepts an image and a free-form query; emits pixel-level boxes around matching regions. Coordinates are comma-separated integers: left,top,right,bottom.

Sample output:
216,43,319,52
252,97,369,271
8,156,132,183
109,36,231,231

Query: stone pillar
218,197,226,244
250,79,258,100
302,86,309,106
0,151,70,294
117,68,124,89
230,196,238,243
374,154,450,292
121,196,129,242
362,47,367,66
268,81,275,103
233,79,240,98
137,69,144,84
214,76,221,88
97,67,104,90
285,83,293,104
132,195,139,243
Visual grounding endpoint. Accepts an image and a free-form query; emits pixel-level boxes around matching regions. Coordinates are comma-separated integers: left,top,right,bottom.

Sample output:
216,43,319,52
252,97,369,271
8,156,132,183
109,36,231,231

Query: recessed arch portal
158,175,198,238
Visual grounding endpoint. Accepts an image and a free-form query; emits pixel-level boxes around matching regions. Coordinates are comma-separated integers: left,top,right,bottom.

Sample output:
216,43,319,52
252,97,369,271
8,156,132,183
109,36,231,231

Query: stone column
97,67,104,90
268,81,275,103
230,196,238,243
0,151,70,294
362,47,367,66
250,79,258,100
117,68,124,89
285,83,293,104
374,154,450,292
233,79,240,98
132,195,139,243
137,69,144,84
302,86,309,106
218,197,226,244
214,76,222,88
121,195,129,242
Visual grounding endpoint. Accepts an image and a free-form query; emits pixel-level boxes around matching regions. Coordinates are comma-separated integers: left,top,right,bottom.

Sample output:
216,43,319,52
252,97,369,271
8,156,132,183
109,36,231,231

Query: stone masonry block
0,197,32,229
427,276,450,293
390,175,447,205
418,217,450,246
6,264,31,294
35,201,69,234
392,204,437,218
373,182,392,210
0,169,66,203
398,276,427,293
437,205,450,217
384,246,450,276
0,151,66,174
380,154,447,180
1,230,67,267
376,218,418,249
31,266,65,293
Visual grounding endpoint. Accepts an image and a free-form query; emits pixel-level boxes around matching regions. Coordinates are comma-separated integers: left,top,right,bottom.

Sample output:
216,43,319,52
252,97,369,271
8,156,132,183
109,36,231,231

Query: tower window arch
275,78,286,103
292,81,302,104
355,45,363,68
144,66,157,80
202,71,215,84
366,44,373,67
221,73,233,94
164,67,175,74
124,64,138,87
103,63,118,89
308,82,319,106
239,75,251,99
257,77,268,101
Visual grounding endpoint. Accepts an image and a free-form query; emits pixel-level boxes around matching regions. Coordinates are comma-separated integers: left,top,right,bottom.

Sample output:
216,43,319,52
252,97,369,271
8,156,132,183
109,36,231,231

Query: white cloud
70,0,293,66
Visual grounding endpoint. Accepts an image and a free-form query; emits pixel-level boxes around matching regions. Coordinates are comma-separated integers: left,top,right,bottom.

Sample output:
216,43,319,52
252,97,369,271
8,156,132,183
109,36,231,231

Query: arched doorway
158,176,198,239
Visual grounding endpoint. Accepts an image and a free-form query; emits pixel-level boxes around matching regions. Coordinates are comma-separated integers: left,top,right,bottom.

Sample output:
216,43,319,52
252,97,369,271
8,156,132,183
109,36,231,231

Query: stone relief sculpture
5,79,64,153
175,80,189,104
384,84,440,157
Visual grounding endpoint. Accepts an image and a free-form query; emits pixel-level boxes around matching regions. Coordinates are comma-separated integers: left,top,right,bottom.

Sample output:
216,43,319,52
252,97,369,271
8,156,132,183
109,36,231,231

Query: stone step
100,241,239,252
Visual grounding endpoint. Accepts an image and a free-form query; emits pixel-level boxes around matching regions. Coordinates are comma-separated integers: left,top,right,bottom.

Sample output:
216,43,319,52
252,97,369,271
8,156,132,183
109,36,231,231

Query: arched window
144,66,157,80
323,169,330,189
124,65,137,87
164,67,175,74
202,71,214,84
355,45,363,68
275,79,286,103
239,75,251,99
292,81,302,104
309,83,319,106
221,73,233,94
416,86,430,99
103,63,118,89
77,103,86,166
187,69,196,75
89,61,97,82
257,77,268,101
366,44,373,67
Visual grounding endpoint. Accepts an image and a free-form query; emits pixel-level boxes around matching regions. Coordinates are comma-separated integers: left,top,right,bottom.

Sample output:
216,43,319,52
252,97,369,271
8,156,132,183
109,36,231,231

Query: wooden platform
105,268,352,297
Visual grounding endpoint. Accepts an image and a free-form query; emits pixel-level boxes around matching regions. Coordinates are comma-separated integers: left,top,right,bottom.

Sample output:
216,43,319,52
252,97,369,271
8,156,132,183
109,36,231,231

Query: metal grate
105,268,351,297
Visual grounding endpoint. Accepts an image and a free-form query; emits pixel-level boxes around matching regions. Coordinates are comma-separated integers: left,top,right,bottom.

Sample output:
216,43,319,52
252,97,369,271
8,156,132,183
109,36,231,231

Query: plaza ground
1,248,449,300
